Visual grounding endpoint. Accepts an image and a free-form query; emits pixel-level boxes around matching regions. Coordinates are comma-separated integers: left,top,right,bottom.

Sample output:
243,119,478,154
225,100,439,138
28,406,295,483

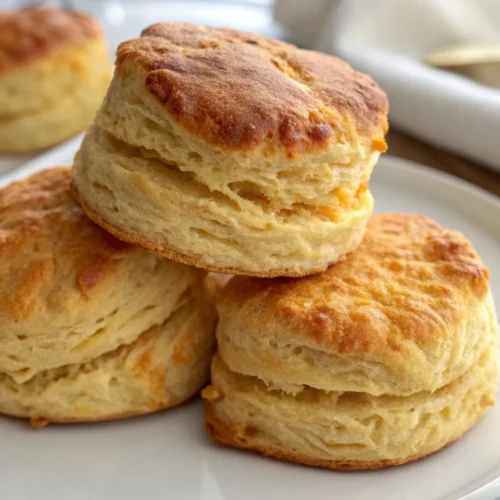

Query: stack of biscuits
205,214,499,469
0,167,216,425
1,19,499,471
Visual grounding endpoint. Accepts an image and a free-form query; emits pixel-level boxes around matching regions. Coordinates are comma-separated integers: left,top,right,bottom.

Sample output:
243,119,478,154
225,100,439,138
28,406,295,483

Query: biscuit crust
0,6,101,74
116,22,388,155
216,214,497,395
0,167,132,320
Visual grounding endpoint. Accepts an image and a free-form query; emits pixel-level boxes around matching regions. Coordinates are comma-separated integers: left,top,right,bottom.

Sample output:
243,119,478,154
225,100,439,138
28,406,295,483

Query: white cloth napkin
274,0,500,172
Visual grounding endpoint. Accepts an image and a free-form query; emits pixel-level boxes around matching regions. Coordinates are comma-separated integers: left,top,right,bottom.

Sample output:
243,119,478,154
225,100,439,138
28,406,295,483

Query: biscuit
72,22,388,277
216,214,498,396
0,296,216,424
0,6,111,152
204,214,500,469
0,168,204,385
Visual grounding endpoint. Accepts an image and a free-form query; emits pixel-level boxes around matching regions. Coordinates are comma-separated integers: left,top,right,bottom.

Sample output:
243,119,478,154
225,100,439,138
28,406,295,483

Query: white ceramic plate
1,144,500,500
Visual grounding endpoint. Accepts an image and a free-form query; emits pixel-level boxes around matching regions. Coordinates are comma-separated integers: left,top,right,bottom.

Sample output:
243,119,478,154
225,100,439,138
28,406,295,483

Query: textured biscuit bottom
72,125,374,277
203,350,499,470
0,297,216,424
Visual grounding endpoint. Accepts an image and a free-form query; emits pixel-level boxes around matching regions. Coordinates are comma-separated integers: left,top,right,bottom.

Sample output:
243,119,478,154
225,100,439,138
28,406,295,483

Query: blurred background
2,0,282,45
2,0,500,196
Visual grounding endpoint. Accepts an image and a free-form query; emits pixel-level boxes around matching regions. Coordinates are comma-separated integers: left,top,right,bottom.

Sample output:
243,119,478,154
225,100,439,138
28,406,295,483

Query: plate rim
378,155,500,214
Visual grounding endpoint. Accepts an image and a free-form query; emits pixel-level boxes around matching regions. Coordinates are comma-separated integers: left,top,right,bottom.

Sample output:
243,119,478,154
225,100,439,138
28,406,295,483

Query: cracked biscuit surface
72,22,388,277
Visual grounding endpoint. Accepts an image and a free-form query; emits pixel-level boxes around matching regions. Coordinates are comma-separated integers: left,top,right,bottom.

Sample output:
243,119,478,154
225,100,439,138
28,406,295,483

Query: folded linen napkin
274,0,500,172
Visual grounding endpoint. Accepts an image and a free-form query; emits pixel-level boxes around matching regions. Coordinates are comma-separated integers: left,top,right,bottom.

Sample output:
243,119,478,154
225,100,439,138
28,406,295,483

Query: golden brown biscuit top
0,168,133,320
0,6,101,74
116,22,388,156
221,214,490,355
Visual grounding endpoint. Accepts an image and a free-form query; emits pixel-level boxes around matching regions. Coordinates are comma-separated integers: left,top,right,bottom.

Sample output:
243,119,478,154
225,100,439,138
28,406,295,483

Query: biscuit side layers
204,349,498,470
0,296,216,423
73,124,374,277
